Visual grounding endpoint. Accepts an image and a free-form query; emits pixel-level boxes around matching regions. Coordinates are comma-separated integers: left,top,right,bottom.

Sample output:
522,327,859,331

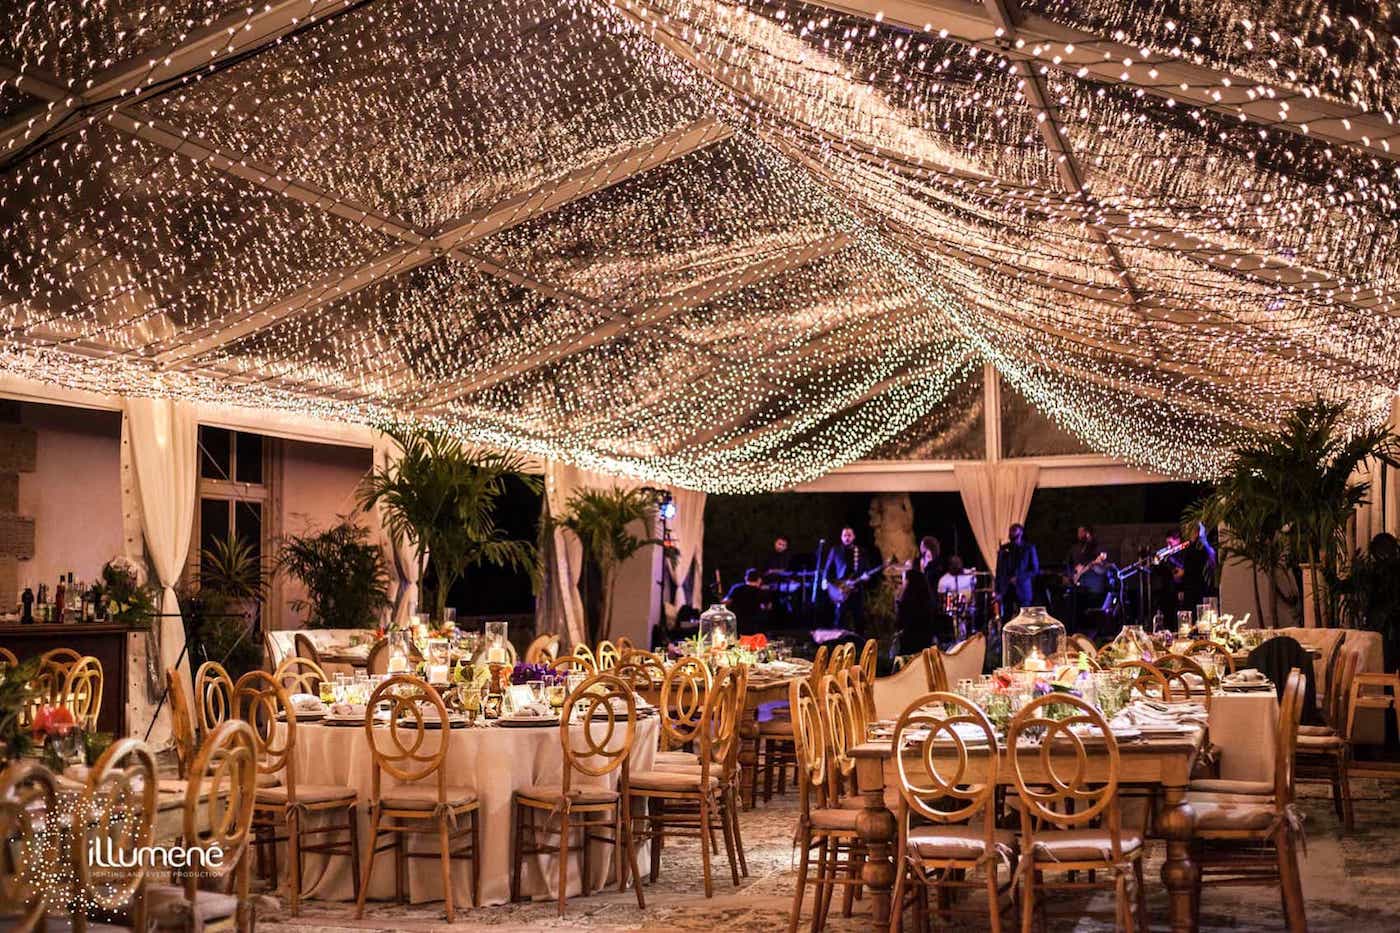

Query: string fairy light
0,0,1396,491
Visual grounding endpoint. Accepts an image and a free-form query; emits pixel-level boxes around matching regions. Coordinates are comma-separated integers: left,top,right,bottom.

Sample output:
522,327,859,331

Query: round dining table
284,714,658,907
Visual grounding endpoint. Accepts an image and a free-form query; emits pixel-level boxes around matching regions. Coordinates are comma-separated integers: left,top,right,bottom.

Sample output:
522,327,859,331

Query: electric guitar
825,562,886,606
1072,552,1108,586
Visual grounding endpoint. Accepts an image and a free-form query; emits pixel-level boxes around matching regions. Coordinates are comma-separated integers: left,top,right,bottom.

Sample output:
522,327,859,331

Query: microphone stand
811,539,826,604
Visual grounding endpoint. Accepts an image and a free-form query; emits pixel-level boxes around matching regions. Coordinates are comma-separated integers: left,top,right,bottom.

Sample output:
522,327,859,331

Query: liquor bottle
20,585,33,624
54,575,66,623
36,583,48,623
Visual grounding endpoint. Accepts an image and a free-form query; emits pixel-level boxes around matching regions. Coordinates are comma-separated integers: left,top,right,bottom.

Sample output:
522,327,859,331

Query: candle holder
485,620,510,664
1002,606,1065,670
699,603,737,652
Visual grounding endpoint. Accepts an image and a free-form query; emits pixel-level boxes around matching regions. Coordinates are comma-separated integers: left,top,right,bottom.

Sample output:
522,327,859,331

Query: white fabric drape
368,436,421,625
539,461,593,650
124,397,197,696
663,488,706,622
953,462,1040,569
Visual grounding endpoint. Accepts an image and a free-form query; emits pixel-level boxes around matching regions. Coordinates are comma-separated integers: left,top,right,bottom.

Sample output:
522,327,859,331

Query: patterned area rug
260,780,1400,932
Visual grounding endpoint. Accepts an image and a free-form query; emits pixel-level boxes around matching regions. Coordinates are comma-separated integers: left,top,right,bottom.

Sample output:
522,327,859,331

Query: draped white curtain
539,460,591,649
663,488,706,622
953,462,1040,570
368,435,421,625
123,397,197,699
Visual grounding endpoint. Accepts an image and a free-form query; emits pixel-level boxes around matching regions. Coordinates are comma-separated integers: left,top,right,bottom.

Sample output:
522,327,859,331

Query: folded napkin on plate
289,693,325,713
510,701,553,718
1113,704,1207,729
1224,668,1268,684
329,702,366,719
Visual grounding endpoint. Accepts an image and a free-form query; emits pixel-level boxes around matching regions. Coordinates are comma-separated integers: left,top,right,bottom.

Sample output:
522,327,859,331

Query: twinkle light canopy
1,0,1397,492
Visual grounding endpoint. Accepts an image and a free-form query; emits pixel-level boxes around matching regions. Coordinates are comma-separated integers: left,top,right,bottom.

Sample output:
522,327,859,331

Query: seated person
937,555,976,597
723,568,772,635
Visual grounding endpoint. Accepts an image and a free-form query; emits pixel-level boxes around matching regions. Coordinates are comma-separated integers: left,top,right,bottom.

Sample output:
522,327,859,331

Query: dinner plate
276,710,326,722
497,716,559,728
396,716,466,729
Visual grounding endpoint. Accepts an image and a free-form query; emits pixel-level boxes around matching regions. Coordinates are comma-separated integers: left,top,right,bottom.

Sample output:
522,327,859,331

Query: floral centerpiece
95,556,156,625
509,661,561,686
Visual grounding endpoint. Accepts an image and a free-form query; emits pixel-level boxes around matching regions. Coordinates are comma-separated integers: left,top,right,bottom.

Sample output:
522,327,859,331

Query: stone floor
260,780,1400,932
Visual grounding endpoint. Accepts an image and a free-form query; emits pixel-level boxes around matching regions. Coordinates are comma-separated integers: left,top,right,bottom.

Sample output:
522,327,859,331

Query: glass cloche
699,603,738,651
1001,606,1066,671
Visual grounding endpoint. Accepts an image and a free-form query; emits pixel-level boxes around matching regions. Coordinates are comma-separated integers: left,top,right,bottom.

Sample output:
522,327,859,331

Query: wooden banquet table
735,660,811,808
282,715,658,907
848,692,1277,933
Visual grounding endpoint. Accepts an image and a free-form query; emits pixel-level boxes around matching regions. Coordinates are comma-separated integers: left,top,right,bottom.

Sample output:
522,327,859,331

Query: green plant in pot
358,426,540,622
1192,400,1398,628
552,486,665,644
188,530,270,681
278,519,392,629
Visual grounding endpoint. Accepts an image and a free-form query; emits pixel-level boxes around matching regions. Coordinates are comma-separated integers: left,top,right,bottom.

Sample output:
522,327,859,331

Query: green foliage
278,519,392,629
96,557,157,625
553,486,662,643
358,425,541,620
0,657,40,762
200,531,269,603
1191,400,1398,627
1336,540,1400,668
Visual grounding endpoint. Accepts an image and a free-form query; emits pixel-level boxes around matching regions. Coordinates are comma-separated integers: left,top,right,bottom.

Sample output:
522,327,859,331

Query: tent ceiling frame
0,0,364,159
803,0,1399,161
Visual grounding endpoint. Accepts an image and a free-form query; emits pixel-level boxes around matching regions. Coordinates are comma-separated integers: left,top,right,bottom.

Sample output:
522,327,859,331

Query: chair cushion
379,784,478,810
810,807,862,831
256,783,356,806
1296,732,1345,751
1296,724,1337,737
654,750,699,765
629,769,721,793
1029,829,1142,862
1187,792,1279,831
650,759,722,775
516,783,618,805
1187,778,1274,796
908,825,1017,861
145,883,238,923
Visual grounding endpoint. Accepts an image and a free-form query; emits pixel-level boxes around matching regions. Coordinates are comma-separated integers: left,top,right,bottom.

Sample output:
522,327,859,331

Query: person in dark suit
995,523,1039,621
918,535,943,595
822,526,871,634
723,567,772,635
895,562,938,652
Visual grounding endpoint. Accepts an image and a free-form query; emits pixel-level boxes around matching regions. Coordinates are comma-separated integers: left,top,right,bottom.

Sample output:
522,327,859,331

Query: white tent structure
1,0,1396,498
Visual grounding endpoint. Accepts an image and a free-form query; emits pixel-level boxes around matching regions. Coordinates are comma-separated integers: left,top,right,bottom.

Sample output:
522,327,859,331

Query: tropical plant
200,531,269,603
187,529,271,681
553,486,663,644
1336,534,1400,670
0,657,41,762
1191,400,1398,628
358,426,540,621
278,519,392,629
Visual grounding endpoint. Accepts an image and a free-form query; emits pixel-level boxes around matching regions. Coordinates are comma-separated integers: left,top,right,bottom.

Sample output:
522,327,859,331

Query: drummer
936,555,976,600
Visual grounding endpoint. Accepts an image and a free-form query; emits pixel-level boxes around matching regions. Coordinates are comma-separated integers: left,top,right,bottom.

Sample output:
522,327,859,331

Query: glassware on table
485,620,510,664
699,603,738,651
1001,606,1066,670
459,686,481,724
546,683,566,711
1192,653,1219,683
527,679,545,704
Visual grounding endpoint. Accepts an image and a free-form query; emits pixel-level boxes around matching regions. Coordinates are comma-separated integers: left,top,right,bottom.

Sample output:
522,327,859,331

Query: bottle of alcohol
20,585,34,624
54,575,67,624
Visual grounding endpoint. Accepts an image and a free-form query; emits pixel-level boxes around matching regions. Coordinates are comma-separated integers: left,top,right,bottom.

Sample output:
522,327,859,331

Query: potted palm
358,426,539,622
278,519,392,629
553,486,664,644
1193,400,1397,628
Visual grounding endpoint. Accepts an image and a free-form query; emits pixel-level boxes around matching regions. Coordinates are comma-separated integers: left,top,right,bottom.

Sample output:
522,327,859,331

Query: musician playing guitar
1066,524,1110,634
822,526,882,635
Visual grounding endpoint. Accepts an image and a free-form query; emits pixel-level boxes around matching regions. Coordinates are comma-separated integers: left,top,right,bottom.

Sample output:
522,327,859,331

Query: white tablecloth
1208,691,1279,783
284,716,658,907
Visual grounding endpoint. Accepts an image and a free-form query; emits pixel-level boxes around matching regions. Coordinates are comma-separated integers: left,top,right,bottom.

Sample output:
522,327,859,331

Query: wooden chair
195,661,237,737
0,759,58,931
237,670,360,916
0,646,16,668
889,691,1016,932
33,647,82,706
847,666,877,733
167,667,197,780
942,633,986,684
858,638,879,680
828,642,855,671
1187,669,1307,933
355,675,480,921
525,633,560,664
653,657,711,768
1157,654,1213,706
573,643,598,671
510,672,644,915
871,648,943,720
1113,659,1175,700
552,653,598,676
1187,640,1237,676
273,655,327,696
634,665,744,897
923,646,950,692
61,655,103,732
365,639,388,675
613,652,667,697
1296,648,1361,830
1009,692,1149,933
146,720,258,931
73,737,158,932
616,636,635,653
596,640,620,670
787,675,864,933
294,632,323,668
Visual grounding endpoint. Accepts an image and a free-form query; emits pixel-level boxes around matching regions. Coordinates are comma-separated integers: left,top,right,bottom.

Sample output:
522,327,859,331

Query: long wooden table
849,726,1206,933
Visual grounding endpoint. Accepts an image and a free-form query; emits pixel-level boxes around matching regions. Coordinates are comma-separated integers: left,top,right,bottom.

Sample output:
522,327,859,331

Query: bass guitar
1072,552,1108,586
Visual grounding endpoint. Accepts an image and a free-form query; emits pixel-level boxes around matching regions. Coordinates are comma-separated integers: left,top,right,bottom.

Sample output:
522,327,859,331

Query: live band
720,523,1218,650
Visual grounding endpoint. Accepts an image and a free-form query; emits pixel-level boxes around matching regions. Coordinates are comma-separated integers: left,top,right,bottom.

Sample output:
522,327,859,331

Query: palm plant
200,531,268,603
553,486,662,643
358,426,540,621
278,519,392,628
1193,400,1398,628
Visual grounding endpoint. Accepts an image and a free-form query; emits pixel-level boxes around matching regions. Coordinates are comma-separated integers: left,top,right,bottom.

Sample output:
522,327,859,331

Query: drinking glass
546,683,567,711
527,680,545,704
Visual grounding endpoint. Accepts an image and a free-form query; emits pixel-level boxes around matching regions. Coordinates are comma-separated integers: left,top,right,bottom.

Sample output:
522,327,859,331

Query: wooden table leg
1157,783,1198,933
739,712,759,810
855,761,897,929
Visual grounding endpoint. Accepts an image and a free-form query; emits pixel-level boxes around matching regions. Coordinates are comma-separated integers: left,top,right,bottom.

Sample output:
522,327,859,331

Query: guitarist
1066,525,1110,636
822,526,875,635
994,523,1040,623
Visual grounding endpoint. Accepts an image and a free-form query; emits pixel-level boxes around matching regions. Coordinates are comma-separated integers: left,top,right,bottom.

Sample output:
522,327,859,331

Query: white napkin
510,701,553,719
289,693,325,713
329,702,365,719
1224,668,1267,684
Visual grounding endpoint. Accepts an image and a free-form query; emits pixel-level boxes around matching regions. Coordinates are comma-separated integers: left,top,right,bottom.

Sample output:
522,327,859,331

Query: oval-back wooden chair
0,646,16,668
0,759,59,931
596,640,620,670
889,692,1014,932
525,633,560,665
273,655,327,697
1187,640,1238,676
61,655,104,732
356,675,481,921
74,737,158,931
1008,692,1148,932
572,643,598,672
552,653,598,676
511,672,644,915
922,646,950,692
1113,659,1175,701
293,633,323,668
858,638,879,682
166,666,197,780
